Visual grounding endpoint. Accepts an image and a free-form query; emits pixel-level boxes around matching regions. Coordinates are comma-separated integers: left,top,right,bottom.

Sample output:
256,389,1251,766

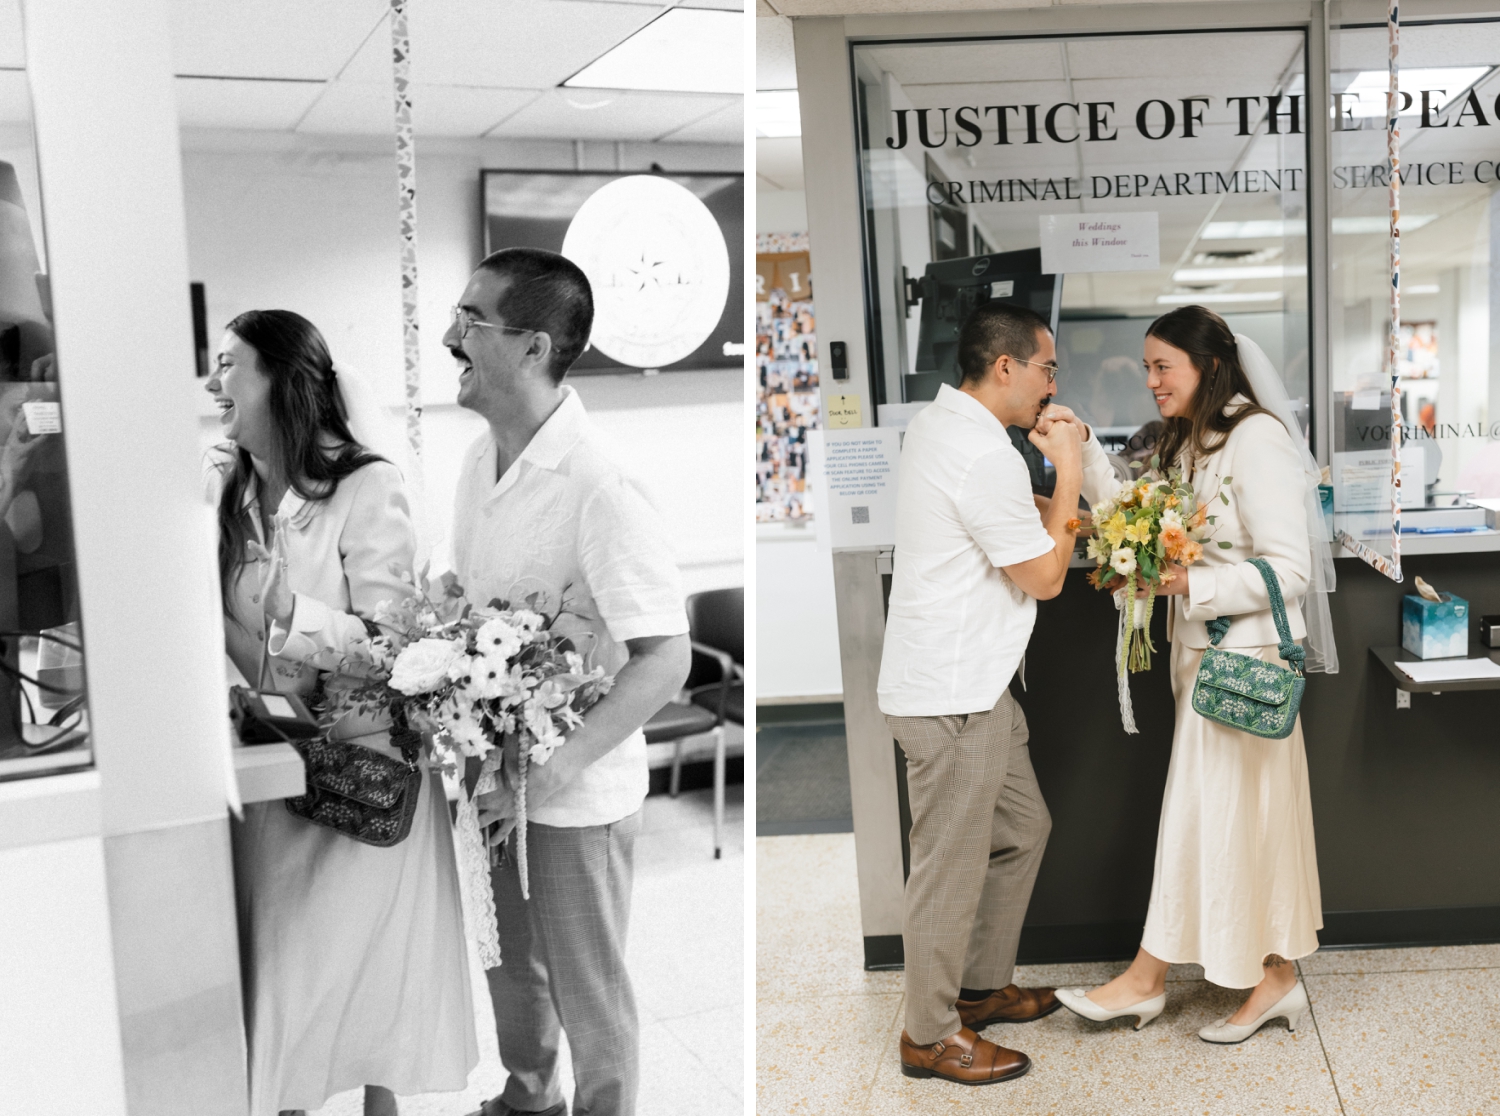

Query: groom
445,247,691,1116
878,302,1117,1085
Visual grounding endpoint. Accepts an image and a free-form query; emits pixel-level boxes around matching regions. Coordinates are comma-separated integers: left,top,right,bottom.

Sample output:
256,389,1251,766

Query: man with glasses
443,247,691,1116
878,301,1118,1086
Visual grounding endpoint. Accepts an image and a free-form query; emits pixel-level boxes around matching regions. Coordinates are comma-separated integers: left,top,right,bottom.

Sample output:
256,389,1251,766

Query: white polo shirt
453,387,689,827
877,385,1056,718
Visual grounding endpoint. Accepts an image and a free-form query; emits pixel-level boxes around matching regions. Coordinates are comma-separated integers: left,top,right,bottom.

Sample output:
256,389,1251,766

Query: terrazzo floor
309,784,745,1116
757,832,1500,1116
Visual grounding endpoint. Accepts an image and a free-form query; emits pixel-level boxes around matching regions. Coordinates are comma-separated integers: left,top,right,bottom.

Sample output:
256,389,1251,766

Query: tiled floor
758,832,1500,1116
310,785,745,1116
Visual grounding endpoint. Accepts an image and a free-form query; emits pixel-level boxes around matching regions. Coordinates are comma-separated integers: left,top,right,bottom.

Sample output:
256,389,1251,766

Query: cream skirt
1140,639,1324,989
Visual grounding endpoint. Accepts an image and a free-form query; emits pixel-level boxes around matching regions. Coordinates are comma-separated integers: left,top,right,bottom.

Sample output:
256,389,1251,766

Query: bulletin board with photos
756,233,819,522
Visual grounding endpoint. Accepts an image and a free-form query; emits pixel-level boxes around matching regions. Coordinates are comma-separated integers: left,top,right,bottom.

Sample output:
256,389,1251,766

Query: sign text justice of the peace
884,89,1496,151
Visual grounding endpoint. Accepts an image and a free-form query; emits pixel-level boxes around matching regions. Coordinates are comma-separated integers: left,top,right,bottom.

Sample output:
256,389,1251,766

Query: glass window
0,41,92,780
853,29,1311,466
1330,17,1500,551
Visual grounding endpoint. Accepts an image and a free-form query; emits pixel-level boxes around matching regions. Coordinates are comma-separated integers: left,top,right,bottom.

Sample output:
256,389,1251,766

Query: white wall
756,524,843,700
181,130,743,593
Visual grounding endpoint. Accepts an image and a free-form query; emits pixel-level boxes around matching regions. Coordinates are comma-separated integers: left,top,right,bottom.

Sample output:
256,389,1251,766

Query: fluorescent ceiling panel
756,90,800,137
1337,67,1492,117
1200,216,1437,238
1157,292,1283,304
1406,284,1441,295
565,9,741,95
1171,265,1307,282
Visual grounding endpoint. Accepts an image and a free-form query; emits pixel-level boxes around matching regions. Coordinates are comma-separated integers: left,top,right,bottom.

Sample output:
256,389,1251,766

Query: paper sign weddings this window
1039,212,1160,274
821,427,902,550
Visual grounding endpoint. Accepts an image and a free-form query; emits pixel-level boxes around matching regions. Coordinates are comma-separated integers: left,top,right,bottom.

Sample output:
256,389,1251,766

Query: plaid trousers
886,690,1052,1044
486,810,641,1116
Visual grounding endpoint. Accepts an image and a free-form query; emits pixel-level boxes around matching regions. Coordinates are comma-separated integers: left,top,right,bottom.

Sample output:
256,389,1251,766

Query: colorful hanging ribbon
1336,0,1405,583
389,0,424,494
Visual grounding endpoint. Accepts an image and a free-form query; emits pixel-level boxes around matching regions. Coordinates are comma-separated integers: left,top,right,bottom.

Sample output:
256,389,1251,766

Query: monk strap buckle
959,1053,973,1067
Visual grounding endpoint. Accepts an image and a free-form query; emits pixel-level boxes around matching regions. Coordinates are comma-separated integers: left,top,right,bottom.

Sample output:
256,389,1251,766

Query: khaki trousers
886,690,1052,1045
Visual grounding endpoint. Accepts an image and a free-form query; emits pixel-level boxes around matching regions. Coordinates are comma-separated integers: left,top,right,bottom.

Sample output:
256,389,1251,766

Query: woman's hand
246,530,295,626
1140,562,1190,597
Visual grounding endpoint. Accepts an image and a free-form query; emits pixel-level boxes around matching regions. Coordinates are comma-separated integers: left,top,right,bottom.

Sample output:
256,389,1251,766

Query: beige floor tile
757,833,904,1002
862,981,1342,1116
1306,967,1500,1116
756,993,904,1116
1299,943,1500,976
1017,961,1209,989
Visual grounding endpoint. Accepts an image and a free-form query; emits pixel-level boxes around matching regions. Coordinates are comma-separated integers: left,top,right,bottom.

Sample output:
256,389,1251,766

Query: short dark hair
476,247,594,383
956,302,1051,386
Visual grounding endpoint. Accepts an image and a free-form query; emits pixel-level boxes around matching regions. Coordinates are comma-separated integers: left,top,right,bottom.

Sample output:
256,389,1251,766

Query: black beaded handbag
283,710,424,848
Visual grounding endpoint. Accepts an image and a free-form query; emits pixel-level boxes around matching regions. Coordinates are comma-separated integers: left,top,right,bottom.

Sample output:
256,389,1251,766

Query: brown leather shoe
899,1026,1030,1085
958,984,1061,1029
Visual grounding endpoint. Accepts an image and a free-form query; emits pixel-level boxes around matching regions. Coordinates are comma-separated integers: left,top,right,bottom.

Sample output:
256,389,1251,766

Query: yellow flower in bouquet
1079,458,1232,677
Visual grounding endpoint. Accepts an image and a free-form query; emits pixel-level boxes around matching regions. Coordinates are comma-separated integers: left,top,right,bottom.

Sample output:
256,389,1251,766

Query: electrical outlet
1396,688,1411,709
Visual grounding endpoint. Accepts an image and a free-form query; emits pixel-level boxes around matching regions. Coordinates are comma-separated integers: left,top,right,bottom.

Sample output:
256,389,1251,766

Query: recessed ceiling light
1172,265,1307,282
1156,292,1283,304
565,9,741,96
1406,284,1441,295
757,90,800,137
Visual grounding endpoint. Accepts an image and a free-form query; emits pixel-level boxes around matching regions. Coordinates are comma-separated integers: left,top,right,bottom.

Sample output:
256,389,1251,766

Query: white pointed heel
1055,986,1166,1030
1198,981,1310,1044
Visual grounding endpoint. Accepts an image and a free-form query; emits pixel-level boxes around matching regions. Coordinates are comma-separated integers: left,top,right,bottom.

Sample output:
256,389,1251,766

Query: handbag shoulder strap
1247,557,1305,673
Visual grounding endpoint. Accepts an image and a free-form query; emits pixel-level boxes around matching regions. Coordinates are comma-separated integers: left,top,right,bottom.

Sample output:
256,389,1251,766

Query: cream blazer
207,448,415,730
1171,396,1311,650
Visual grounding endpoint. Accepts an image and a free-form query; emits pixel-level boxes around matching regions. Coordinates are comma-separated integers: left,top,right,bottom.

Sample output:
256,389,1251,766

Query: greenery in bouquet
1080,456,1232,674
316,565,614,898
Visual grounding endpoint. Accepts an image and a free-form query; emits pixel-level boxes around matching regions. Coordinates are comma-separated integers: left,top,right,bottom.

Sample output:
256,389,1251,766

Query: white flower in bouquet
1085,535,1110,562
390,637,465,695
1160,507,1184,531
1109,548,1137,577
440,695,491,757
512,609,546,633
524,700,566,764
476,615,524,662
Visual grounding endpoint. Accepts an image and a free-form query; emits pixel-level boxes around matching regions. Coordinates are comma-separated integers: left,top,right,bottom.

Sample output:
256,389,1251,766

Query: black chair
642,587,743,858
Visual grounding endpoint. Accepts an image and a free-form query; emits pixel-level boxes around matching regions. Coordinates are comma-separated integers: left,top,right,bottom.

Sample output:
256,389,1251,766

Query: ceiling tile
680,0,746,9
756,16,796,89
755,135,803,189
487,88,735,141
168,0,387,80
658,98,744,143
407,0,661,89
298,80,539,137
175,77,325,131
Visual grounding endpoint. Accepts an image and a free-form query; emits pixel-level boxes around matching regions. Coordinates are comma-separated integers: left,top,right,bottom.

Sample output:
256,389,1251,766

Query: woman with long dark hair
1056,305,1334,1044
207,310,476,1115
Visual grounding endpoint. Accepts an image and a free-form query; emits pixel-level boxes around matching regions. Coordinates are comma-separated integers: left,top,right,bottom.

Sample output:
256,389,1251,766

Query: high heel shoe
1055,986,1166,1030
1198,981,1309,1044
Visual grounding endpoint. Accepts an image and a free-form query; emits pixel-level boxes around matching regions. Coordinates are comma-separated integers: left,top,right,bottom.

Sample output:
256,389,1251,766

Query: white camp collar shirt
877,384,1118,718
453,386,688,828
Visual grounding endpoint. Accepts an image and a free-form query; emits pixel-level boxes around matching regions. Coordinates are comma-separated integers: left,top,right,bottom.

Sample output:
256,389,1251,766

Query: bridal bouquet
321,567,613,964
1078,458,1230,730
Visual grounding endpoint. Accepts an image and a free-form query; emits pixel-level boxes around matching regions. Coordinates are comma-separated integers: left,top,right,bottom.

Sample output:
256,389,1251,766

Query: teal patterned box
1402,592,1470,659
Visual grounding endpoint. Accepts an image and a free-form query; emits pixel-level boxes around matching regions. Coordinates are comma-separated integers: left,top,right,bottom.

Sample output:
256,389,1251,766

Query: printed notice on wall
1333,450,1423,515
1039,211,1159,274
821,427,902,550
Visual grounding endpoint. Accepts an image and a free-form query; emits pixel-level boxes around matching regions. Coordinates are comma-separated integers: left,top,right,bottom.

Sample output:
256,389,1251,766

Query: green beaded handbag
1190,557,1306,740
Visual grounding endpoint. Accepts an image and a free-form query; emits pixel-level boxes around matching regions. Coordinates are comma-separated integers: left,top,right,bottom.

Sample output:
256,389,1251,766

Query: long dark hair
214,310,383,616
1145,305,1276,471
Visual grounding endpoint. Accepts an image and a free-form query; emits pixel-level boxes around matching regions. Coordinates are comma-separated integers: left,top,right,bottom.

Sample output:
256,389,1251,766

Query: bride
1056,304,1336,1043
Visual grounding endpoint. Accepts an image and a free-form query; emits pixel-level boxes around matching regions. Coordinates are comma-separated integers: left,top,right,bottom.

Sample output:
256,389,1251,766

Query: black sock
959,987,995,1003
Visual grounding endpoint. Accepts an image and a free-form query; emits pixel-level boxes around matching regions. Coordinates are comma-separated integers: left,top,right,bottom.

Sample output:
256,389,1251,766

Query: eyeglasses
450,305,536,340
1011,355,1060,384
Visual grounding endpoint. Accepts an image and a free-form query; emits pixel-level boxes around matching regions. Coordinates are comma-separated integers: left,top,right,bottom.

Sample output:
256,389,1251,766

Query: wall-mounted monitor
482,169,743,374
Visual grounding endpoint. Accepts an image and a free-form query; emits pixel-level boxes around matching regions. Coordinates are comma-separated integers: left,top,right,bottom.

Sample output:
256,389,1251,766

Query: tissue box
1402,592,1470,659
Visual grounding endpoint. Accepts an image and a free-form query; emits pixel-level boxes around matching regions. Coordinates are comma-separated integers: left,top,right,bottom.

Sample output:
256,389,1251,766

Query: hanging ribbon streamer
389,0,425,496
1114,594,1138,735
1336,0,1404,583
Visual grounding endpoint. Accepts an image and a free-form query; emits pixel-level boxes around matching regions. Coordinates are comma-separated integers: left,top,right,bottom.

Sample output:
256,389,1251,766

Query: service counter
844,547,1500,968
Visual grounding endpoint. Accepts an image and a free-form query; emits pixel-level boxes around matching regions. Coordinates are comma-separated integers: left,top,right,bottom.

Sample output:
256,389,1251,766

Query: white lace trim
455,760,503,969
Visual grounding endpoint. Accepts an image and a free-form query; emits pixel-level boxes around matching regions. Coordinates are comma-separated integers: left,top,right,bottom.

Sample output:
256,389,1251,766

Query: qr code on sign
851,506,870,524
